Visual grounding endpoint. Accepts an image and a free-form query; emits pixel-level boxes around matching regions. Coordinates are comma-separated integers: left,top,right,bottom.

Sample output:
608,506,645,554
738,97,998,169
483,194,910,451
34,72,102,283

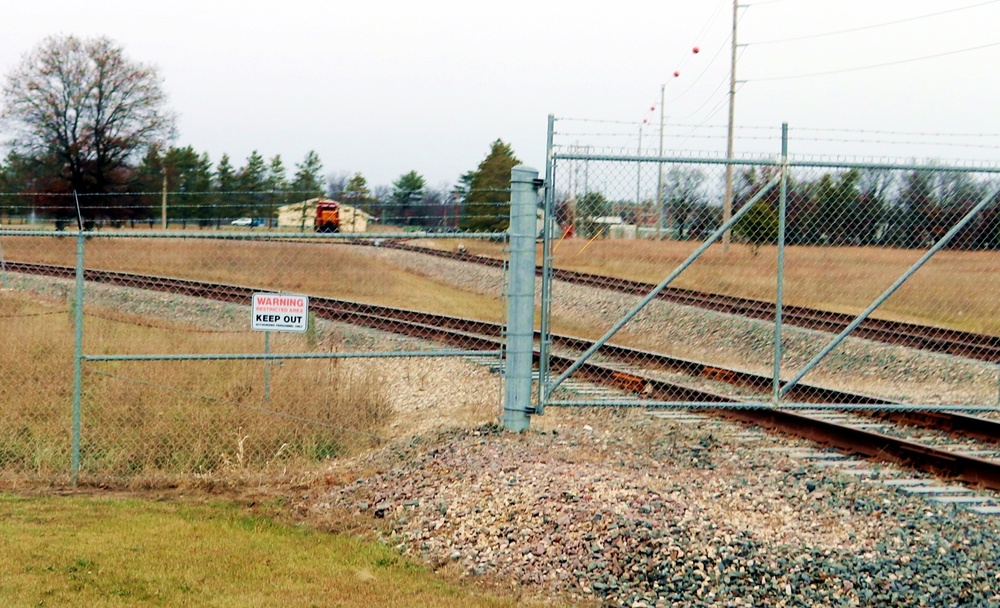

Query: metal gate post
504,165,540,432
772,123,788,405
537,115,556,414
71,230,85,484
0,229,8,289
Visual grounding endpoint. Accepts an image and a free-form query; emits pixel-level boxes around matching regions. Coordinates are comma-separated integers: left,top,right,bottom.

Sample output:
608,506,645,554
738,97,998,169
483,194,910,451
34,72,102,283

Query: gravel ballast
7,246,1000,606
310,411,1000,607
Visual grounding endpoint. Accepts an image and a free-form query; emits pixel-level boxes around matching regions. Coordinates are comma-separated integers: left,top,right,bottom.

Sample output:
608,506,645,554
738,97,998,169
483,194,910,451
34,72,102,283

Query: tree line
732,166,1000,250
558,165,1000,250
0,35,520,232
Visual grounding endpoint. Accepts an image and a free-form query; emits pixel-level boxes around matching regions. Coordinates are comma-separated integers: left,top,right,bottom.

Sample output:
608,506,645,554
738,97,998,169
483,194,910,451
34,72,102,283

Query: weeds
0,292,394,481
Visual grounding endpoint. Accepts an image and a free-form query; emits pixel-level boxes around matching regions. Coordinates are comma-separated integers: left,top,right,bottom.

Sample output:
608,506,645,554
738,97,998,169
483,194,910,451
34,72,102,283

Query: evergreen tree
292,151,324,196
165,146,212,224
344,172,374,214
389,171,426,226
733,201,778,256
266,154,289,225
461,139,520,232
813,170,861,245
237,150,267,217
291,151,324,230
214,154,238,221
0,151,37,220
898,170,935,248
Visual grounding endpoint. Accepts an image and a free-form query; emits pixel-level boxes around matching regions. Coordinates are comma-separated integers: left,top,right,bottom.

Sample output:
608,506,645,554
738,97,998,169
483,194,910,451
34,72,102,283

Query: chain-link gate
0,191,511,484
538,118,1000,415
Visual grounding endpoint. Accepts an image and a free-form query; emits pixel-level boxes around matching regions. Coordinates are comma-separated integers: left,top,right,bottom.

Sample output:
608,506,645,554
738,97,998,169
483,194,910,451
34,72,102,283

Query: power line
670,0,729,79
642,0,731,124
666,34,732,104
750,40,1000,82
749,0,999,45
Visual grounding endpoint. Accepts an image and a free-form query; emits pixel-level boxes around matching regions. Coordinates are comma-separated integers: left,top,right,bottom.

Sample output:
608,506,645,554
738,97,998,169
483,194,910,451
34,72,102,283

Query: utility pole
722,0,738,253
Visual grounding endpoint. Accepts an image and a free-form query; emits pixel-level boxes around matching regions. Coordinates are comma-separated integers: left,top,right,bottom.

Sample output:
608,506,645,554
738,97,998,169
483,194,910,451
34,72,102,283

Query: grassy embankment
0,493,539,608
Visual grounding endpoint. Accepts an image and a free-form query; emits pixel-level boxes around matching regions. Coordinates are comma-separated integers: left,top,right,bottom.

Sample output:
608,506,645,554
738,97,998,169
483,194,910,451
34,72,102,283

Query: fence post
772,123,788,405
71,230,85,484
504,165,540,432
537,115,556,414
0,229,8,289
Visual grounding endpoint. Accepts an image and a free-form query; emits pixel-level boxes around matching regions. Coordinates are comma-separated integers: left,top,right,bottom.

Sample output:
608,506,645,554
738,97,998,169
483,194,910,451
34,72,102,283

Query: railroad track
6,260,1000,492
378,240,1000,363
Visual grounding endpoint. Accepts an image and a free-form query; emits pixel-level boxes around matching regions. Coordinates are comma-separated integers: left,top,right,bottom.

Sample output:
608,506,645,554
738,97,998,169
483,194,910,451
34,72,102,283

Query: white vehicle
229,217,264,228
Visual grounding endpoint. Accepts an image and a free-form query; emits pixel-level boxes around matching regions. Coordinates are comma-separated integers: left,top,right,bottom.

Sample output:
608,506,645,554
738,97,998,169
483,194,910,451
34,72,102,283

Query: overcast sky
2,1,999,189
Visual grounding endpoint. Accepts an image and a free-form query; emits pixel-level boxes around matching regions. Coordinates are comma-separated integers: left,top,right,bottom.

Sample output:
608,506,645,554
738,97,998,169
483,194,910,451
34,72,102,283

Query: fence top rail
551,151,1000,174
0,229,508,240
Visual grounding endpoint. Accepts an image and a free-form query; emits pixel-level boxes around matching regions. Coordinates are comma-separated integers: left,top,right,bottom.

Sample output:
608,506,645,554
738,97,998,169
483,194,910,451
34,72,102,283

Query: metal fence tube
264,331,271,404
553,400,1000,412
83,349,500,362
537,115,556,414
773,123,788,405
546,174,782,396
504,165,540,431
780,182,1000,398
550,153,1000,176
0,230,507,240
71,230,85,484
0,229,7,288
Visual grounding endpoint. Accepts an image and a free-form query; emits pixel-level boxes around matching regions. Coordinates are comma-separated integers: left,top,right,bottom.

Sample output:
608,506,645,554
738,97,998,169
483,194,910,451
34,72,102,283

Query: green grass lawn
0,493,535,608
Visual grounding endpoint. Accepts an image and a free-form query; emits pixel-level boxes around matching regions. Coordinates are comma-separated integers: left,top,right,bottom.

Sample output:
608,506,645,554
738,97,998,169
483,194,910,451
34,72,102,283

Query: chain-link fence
0,191,511,484
539,119,1000,414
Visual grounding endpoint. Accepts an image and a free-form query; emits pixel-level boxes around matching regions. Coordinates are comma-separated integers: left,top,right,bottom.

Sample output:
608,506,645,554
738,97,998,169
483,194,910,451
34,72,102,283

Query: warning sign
251,293,309,333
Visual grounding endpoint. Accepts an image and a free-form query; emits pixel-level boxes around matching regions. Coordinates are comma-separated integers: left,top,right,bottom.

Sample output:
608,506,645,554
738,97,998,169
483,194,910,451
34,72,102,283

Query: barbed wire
554,118,1000,143
791,126,1000,139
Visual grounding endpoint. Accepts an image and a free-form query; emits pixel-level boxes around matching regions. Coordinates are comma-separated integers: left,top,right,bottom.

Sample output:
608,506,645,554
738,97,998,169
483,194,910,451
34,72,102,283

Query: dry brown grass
16,232,997,334
2,235,503,322
0,291,394,481
426,237,1000,335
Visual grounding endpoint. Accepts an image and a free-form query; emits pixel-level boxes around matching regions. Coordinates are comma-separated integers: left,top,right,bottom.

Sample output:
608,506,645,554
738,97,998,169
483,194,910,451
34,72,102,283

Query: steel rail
377,241,1000,363
7,260,1000,418
7,261,1000,490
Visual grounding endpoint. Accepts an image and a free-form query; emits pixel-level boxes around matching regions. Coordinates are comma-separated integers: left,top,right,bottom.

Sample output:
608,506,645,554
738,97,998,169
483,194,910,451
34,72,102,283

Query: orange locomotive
314,199,340,232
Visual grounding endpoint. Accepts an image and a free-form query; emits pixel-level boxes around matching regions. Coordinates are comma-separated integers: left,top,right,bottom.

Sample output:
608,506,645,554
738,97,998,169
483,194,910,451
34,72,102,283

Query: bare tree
1,35,175,218
325,171,350,199
664,166,705,240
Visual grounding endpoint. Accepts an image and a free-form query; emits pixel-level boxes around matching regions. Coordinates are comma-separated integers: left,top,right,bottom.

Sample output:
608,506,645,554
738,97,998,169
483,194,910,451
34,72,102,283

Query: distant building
276,198,375,233
585,215,624,238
